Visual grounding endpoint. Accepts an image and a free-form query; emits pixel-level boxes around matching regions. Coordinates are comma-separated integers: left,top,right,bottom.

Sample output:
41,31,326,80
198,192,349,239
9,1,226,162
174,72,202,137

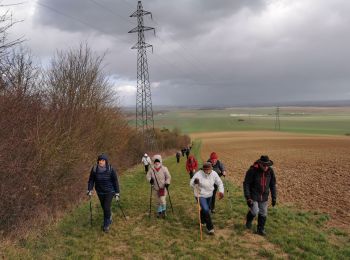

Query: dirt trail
192,131,350,230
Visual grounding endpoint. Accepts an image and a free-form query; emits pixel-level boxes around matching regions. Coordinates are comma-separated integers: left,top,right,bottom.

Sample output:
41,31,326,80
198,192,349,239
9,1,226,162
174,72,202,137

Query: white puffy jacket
190,170,224,198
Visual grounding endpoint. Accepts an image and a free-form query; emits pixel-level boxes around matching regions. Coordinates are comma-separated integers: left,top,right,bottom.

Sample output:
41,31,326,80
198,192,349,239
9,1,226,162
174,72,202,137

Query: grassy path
2,143,349,259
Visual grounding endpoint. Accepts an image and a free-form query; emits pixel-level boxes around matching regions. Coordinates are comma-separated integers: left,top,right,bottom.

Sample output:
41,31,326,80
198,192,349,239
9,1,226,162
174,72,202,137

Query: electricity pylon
275,106,281,131
129,1,157,150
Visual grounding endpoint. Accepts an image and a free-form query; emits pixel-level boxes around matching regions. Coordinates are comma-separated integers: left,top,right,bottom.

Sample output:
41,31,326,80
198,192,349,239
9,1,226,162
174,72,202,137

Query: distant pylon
275,106,281,131
129,1,157,150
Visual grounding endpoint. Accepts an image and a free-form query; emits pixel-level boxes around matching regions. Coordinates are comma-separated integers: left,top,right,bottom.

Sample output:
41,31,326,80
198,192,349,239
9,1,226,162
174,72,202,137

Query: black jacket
243,162,277,202
88,164,119,194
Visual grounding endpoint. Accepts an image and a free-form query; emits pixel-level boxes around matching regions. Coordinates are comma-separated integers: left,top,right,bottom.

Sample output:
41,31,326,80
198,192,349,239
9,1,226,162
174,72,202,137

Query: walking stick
149,185,153,218
223,178,233,210
166,186,174,214
89,195,93,227
195,185,203,241
116,200,127,221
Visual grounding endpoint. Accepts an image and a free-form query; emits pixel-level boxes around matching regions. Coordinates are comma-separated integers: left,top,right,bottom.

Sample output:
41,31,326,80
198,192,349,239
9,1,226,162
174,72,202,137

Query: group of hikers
87,150,277,237
176,146,192,162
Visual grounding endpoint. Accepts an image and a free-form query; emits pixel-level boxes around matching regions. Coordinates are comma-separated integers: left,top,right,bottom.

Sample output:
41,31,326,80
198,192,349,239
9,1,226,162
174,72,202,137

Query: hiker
243,155,277,236
181,147,186,157
185,147,190,159
87,154,120,233
141,153,152,174
146,154,171,218
207,152,226,213
176,151,181,163
190,162,224,234
186,155,198,179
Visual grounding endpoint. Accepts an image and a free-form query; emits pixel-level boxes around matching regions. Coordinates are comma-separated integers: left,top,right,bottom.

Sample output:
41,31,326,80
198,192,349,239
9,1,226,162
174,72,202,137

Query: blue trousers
196,197,214,230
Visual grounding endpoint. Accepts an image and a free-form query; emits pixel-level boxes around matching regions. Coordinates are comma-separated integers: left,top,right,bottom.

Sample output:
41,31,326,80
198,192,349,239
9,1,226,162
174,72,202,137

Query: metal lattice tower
275,106,281,131
128,1,157,149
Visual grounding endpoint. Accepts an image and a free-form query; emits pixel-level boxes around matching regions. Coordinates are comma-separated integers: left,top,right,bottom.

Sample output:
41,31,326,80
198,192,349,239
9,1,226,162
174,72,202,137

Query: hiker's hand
218,192,224,200
115,193,120,202
222,171,226,177
272,199,276,207
150,178,154,185
165,183,170,188
87,190,92,196
194,178,199,184
247,199,253,207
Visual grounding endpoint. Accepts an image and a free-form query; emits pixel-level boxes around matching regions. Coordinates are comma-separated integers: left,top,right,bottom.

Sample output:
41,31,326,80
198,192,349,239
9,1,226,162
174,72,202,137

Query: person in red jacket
186,155,198,179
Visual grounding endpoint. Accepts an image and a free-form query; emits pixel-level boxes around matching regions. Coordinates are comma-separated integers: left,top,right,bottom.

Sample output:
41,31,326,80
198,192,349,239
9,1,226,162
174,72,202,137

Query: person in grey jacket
190,162,224,234
87,154,120,233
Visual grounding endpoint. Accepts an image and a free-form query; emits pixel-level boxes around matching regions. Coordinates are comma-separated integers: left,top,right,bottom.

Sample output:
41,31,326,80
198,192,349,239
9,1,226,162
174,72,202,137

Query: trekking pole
166,186,174,214
116,200,127,221
149,185,153,218
223,178,233,210
89,195,93,227
195,185,203,241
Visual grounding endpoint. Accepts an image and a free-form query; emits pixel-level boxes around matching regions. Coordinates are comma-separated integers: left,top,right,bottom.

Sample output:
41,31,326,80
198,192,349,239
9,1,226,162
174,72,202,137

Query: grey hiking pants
250,201,268,217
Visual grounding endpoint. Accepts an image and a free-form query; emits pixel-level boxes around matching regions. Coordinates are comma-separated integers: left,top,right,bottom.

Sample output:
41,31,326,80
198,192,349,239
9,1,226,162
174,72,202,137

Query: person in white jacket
190,162,224,234
141,153,152,174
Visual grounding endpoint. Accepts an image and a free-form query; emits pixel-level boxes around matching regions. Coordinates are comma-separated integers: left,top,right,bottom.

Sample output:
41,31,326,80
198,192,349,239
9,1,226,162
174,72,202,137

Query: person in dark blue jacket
87,154,120,232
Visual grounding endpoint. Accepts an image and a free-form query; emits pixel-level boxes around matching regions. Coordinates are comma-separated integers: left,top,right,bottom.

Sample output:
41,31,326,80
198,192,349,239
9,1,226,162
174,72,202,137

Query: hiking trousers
97,193,114,227
197,196,214,231
250,201,268,217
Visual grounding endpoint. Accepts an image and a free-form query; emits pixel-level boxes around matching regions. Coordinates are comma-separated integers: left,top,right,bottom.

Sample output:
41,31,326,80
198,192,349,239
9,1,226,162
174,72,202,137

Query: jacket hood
152,154,162,164
188,155,196,161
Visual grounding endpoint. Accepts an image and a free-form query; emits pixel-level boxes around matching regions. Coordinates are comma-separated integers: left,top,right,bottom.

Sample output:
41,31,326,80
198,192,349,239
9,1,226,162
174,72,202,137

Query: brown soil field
191,131,350,230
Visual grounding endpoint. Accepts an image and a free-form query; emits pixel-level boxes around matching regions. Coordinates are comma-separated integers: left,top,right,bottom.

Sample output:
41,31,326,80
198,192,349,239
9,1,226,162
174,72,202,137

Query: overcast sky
2,0,350,106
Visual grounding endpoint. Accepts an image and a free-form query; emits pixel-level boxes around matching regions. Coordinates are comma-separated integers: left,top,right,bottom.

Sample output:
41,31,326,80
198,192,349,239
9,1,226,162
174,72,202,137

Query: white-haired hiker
190,162,224,234
141,153,152,174
146,155,171,218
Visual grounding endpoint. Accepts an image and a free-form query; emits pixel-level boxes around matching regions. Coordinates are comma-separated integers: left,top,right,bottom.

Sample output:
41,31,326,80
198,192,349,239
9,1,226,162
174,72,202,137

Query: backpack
92,164,112,174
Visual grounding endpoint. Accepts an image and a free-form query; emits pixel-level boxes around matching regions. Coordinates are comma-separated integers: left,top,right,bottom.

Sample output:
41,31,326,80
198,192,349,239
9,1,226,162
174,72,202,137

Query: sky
2,0,350,106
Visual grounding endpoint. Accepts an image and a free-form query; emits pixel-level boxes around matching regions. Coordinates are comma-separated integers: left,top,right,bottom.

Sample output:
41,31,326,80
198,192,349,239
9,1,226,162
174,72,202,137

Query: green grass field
151,107,350,135
2,142,349,259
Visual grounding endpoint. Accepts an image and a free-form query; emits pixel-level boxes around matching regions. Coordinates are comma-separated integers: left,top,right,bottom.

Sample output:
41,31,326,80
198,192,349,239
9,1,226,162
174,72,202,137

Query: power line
87,0,134,26
36,2,111,35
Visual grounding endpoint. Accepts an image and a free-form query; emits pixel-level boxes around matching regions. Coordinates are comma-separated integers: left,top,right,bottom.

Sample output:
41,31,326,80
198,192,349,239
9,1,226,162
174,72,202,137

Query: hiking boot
103,226,109,233
257,214,267,236
207,229,215,235
256,228,266,236
245,211,255,229
161,211,167,218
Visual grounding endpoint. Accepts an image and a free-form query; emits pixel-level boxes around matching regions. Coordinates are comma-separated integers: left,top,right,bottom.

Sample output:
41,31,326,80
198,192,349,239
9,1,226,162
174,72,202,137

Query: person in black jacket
87,154,120,233
243,155,277,236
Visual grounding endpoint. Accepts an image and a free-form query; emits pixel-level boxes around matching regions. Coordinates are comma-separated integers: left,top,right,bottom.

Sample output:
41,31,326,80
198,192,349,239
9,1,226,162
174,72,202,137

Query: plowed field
192,131,350,230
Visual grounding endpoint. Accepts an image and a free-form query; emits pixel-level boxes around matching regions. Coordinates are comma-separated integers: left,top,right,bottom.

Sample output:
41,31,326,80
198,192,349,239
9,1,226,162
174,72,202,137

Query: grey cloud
9,0,350,106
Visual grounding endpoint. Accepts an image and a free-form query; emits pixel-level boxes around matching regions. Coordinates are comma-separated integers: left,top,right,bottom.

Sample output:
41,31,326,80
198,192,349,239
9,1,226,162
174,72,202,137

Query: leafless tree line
0,23,189,238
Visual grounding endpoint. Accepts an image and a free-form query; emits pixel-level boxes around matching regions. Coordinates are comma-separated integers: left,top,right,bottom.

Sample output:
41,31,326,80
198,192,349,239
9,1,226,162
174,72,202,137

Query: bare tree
0,1,24,57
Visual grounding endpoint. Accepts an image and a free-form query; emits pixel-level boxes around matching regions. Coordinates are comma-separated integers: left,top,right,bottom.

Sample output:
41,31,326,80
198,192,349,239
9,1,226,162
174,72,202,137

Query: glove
165,183,170,188
150,178,154,185
194,178,199,185
115,193,120,202
218,192,224,200
87,190,92,196
272,199,276,207
247,199,253,207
